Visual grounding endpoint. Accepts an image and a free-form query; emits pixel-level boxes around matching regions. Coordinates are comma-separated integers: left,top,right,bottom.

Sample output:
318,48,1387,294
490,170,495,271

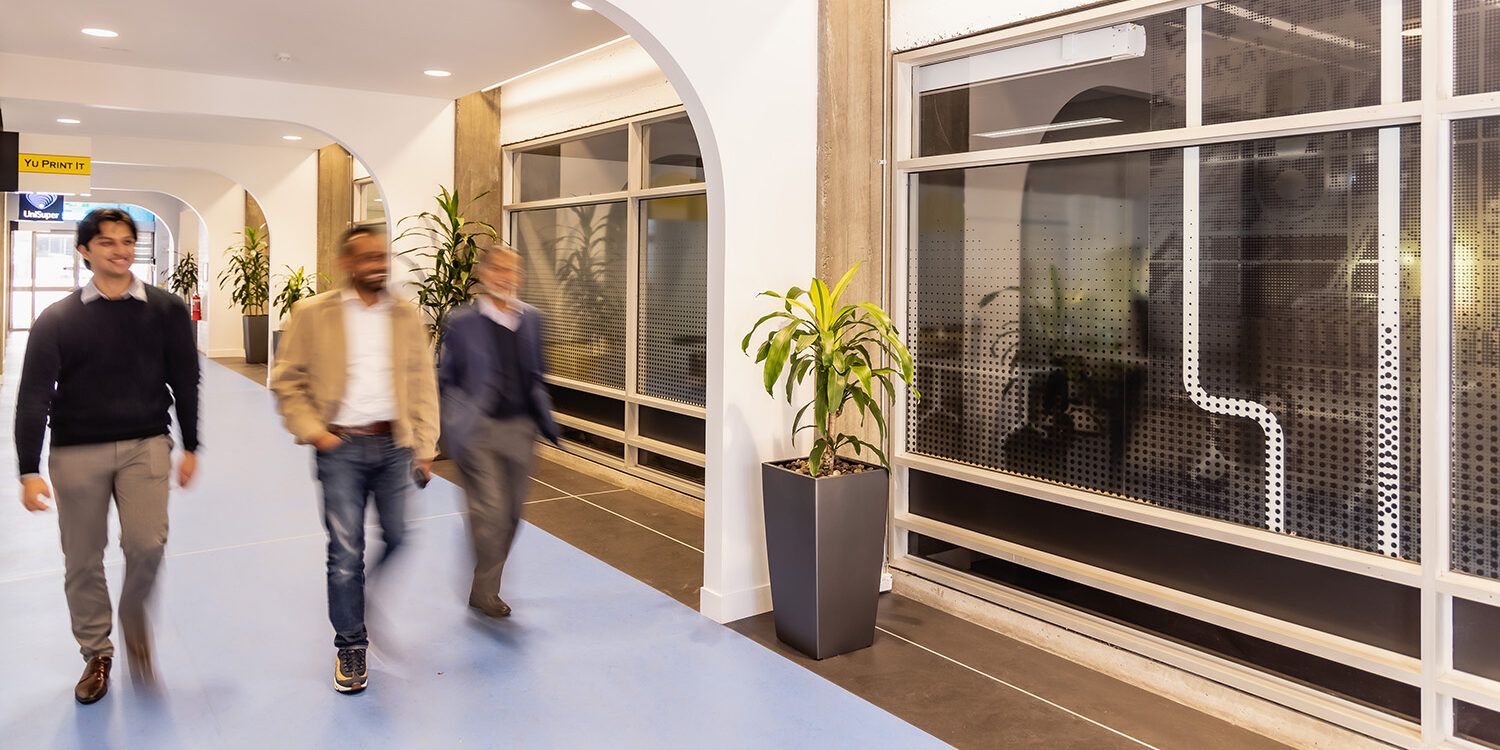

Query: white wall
891,0,1095,51
501,37,682,145
599,0,819,623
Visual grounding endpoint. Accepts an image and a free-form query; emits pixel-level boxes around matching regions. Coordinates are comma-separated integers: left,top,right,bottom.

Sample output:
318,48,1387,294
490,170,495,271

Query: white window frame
352,177,384,227
503,106,708,498
889,1,1500,746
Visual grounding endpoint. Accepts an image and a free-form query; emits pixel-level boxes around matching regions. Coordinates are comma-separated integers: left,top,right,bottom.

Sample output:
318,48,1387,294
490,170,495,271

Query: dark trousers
454,416,536,602
314,433,412,649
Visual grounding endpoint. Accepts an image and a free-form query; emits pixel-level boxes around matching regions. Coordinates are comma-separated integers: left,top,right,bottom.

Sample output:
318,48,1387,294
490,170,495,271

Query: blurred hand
415,458,433,481
177,451,198,488
21,476,52,512
314,432,344,453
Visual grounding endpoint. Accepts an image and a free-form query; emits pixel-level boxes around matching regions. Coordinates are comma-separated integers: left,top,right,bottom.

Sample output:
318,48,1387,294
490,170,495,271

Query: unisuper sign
18,153,91,176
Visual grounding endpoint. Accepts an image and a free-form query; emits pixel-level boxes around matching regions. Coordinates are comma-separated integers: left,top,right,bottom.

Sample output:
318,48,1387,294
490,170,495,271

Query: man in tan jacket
270,225,438,695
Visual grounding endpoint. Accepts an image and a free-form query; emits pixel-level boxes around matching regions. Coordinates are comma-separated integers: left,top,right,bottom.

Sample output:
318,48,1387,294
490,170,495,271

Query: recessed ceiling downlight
423,69,452,78
81,28,118,38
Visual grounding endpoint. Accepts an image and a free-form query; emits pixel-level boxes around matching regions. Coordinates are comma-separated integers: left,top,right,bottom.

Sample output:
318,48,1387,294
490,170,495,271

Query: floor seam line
873,625,1162,750
531,477,705,553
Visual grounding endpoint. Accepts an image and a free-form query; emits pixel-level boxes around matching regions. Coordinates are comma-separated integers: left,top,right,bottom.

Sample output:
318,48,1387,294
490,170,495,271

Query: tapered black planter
243,314,269,364
761,460,888,660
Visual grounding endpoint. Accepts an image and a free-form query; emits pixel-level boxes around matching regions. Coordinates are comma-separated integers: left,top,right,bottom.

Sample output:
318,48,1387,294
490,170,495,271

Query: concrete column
454,89,504,233
317,144,352,292
817,0,889,448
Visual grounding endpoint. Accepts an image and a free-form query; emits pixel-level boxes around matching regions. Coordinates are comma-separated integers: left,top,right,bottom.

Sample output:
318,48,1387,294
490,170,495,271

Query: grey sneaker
334,647,367,694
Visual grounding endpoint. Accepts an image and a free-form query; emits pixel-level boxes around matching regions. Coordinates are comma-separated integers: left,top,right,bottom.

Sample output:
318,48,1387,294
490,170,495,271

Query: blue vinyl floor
0,359,948,749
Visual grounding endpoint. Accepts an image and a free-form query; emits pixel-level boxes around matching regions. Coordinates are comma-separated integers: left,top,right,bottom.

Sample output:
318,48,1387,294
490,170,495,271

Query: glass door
9,230,88,331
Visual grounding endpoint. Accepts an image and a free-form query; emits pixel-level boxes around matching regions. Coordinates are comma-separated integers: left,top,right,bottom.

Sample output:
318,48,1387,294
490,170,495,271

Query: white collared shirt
332,288,397,426
80,275,147,304
478,295,520,331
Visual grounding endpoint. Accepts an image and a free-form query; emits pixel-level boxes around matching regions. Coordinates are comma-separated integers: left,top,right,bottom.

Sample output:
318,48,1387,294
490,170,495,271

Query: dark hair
76,208,138,270
339,225,385,255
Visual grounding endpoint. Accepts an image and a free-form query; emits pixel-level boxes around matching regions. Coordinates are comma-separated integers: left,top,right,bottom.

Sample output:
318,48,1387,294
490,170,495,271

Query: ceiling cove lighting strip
1182,146,1287,534
976,116,1121,139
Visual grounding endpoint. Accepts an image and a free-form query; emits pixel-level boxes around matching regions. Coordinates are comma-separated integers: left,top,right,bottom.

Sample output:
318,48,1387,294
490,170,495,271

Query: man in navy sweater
15,208,201,705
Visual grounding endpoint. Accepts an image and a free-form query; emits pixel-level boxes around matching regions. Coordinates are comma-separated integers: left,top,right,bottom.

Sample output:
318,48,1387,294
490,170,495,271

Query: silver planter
761,460,888,660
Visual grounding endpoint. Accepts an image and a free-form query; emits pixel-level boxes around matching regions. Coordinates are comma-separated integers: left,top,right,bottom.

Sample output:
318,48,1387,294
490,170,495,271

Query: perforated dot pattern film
513,202,628,390
638,195,708,407
1452,116,1500,578
1203,1,1382,125
907,126,1420,557
1456,0,1500,96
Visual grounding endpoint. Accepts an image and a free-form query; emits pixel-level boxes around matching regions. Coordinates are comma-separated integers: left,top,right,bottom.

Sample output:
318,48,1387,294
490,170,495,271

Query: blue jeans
315,434,413,650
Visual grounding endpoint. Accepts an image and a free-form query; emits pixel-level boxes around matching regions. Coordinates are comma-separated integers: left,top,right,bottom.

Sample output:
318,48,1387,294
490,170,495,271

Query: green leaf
829,261,862,309
763,322,797,394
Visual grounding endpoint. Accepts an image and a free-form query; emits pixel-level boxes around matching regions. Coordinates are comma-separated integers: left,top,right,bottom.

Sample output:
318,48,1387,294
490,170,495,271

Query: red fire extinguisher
190,294,202,321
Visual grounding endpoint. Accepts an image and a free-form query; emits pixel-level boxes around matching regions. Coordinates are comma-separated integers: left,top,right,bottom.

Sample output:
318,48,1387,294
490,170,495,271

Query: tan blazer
269,289,439,459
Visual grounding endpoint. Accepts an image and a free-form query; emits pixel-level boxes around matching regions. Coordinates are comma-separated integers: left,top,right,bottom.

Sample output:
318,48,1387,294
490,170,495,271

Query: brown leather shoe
468,596,511,619
75,656,111,704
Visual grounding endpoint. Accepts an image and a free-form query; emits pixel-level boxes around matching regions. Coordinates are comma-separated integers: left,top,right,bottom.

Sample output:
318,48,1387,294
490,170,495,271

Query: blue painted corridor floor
0,359,949,749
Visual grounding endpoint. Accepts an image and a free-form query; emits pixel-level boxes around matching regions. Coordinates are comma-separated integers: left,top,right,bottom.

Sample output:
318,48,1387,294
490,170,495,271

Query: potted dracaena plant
166,251,198,303
216,226,270,364
271,265,328,355
741,261,918,660
396,186,497,359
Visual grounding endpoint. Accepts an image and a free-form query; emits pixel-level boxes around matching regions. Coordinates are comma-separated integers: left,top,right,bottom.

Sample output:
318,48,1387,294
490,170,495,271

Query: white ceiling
1,97,333,150
0,0,624,98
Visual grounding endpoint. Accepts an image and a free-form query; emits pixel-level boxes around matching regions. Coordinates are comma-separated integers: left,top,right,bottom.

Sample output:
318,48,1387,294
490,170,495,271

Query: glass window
513,128,629,203
10,291,32,331
1451,116,1500,579
1202,0,1382,124
643,116,705,187
513,202,628,390
34,233,79,288
11,231,34,287
355,180,385,225
914,13,1186,157
906,126,1419,556
639,195,708,407
1456,0,1500,95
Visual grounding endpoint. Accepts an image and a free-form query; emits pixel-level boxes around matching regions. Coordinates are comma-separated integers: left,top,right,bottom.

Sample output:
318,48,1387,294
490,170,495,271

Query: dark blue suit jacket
439,301,560,455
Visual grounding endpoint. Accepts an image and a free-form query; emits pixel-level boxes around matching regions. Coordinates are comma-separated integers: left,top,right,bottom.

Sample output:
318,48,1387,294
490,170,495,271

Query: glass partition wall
894,2,1500,746
505,109,707,497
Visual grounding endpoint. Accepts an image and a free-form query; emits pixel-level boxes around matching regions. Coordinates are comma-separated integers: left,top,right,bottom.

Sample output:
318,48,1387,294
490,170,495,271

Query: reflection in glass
907,127,1419,556
1452,116,1500,579
1202,0,1382,124
1456,0,1500,96
644,117,705,187
639,195,708,407
356,180,385,224
513,202,628,389
513,129,629,203
914,12,1185,157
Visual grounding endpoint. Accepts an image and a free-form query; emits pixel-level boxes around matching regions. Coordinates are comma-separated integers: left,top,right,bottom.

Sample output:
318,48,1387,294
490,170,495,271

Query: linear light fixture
918,24,1146,94
976,116,1122,139
482,35,631,92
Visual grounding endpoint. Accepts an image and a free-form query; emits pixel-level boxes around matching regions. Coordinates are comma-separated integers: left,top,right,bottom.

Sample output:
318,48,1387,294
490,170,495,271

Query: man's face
78,221,136,280
340,233,389,293
479,252,523,299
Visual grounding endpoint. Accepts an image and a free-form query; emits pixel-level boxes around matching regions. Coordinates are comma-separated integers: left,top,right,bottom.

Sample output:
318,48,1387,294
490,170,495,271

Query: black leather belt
329,421,392,437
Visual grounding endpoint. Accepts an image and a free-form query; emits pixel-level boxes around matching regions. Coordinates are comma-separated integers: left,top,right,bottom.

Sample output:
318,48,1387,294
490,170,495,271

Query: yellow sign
18,153,91,176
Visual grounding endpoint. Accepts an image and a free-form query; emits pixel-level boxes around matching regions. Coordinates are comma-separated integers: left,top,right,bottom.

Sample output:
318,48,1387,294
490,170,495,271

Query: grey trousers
454,416,536,601
49,436,172,661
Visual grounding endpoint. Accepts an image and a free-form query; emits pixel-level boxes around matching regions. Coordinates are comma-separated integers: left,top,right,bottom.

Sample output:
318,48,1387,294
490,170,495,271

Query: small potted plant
272,264,327,355
741,262,918,659
166,251,198,303
216,226,270,364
